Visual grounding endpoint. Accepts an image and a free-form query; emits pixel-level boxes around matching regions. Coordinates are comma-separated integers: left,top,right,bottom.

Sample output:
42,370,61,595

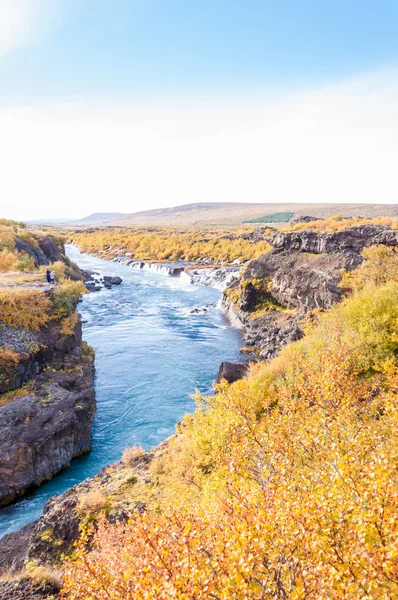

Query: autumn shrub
27,564,63,590
77,491,107,516
14,252,35,272
16,229,39,248
50,260,67,282
0,347,20,367
0,218,25,230
121,445,144,466
60,279,87,299
0,289,51,330
342,245,398,290
53,281,86,325
71,227,272,264
62,281,398,599
59,311,79,336
287,215,398,232
0,225,17,251
0,249,17,271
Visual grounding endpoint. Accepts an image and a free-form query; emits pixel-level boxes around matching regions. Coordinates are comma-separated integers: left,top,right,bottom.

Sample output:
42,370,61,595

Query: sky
0,0,398,220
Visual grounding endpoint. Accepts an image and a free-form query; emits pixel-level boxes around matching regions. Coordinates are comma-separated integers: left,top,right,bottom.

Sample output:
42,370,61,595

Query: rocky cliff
221,225,398,359
0,440,161,583
0,228,96,506
0,318,95,505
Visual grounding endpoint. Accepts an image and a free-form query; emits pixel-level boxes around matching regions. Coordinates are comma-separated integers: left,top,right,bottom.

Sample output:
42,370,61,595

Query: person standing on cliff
50,270,57,284
45,268,51,283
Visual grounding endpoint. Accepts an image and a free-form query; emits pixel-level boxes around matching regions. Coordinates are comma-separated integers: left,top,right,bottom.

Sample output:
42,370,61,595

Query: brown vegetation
0,290,52,330
71,227,271,263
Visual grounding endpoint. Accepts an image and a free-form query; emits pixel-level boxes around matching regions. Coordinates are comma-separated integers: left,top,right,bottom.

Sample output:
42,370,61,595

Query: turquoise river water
0,245,242,538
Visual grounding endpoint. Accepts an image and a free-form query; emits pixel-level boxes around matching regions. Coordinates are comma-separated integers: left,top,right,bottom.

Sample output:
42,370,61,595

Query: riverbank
2,223,398,598
78,247,243,291
0,246,242,545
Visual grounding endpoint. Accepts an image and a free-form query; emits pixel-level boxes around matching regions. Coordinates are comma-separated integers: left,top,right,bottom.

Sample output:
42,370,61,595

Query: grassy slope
111,202,398,226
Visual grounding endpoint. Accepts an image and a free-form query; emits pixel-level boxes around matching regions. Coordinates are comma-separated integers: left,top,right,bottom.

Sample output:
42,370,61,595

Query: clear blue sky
1,1,398,219
2,0,398,103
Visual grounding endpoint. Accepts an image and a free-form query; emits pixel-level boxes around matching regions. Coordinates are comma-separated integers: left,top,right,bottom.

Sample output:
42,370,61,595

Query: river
0,246,242,537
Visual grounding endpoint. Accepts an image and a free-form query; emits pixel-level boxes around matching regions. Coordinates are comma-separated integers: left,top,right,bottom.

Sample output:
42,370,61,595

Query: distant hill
74,212,126,225
109,202,398,226
28,213,126,227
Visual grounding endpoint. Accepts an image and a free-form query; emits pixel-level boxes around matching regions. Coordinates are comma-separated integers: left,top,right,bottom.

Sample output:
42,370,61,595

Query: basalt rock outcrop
216,361,249,384
0,577,60,600
14,235,63,268
0,316,95,506
0,443,163,581
221,225,398,361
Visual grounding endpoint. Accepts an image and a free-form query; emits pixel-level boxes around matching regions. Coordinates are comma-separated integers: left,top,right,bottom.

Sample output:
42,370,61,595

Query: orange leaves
71,227,271,264
62,282,398,598
0,289,52,330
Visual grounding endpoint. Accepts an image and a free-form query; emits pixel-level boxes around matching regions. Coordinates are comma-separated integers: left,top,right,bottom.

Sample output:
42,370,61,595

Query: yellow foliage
71,227,271,264
77,491,107,516
287,215,398,233
0,346,20,366
121,445,145,466
0,289,51,330
27,564,62,590
59,311,78,336
0,249,17,271
60,279,87,298
50,261,67,282
62,280,398,599
0,225,16,251
342,245,398,290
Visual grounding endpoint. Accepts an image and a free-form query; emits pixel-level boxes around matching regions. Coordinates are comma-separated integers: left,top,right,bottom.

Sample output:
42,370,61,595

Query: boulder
103,276,123,285
216,361,249,384
85,281,101,292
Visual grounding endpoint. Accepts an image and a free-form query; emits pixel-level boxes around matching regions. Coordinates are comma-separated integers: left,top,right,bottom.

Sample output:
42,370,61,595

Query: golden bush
121,445,144,466
62,280,398,599
71,227,272,264
0,289,51,330
0,249,17,271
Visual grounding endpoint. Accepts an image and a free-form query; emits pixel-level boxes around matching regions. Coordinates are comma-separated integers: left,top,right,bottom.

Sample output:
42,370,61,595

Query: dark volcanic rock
14,236,63,268
103,276,122,285
239,282,258,312
272,225,398,268
222,225,398,359
27,493,81,565
0,522,35,574
244,249,346,311
37,237,64,264
290,216,322,225
0,317,95,506
0,351,95,506
216,361,249,384
85,281,102,291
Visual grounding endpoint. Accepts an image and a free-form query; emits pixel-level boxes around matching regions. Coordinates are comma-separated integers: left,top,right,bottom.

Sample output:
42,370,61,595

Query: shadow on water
0,245,242,537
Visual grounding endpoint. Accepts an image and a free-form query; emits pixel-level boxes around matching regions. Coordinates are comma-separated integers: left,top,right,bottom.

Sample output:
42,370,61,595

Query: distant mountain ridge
74,212,126,225
108,202,398,226
28,213,126,226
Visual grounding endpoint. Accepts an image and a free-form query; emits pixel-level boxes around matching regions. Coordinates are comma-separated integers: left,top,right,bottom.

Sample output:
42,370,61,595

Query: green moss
41,528,53,542
243,212,294,224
